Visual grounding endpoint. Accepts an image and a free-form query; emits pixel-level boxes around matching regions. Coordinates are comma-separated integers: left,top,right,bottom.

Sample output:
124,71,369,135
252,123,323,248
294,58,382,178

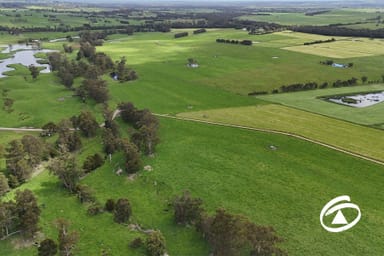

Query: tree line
275,76,367,93
174,32,188,38
193,28,207,34
216,38,253,45
291,25,384,38
303,37,335,45
305,10,330,16
247,75,376,95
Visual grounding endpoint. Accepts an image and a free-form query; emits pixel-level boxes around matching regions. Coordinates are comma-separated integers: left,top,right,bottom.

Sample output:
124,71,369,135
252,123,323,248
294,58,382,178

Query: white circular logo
320,195,361,233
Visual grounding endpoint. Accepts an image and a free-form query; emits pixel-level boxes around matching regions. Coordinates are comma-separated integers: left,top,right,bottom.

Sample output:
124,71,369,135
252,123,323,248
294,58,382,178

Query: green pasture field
1,118,384,255
1,17,384,255
0,9,122,28
100,29,384,98
0,65,104,128
258,84,384,128
178,104,384,161
2,29,384,123
283,37,384,58
238,9,381,26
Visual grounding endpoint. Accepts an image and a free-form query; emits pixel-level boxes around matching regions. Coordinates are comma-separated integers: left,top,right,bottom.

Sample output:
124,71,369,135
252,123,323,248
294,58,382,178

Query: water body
328,91,384,108
0,44,56,78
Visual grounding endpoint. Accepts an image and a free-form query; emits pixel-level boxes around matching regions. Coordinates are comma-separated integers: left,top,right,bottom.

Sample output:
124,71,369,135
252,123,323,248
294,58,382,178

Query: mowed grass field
1,118,384,255
258,84,384,128
178,104,384,162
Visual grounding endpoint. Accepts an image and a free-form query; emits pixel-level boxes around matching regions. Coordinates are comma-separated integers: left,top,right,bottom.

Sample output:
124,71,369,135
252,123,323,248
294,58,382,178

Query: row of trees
305,10,330,16
267,76,371,94
216,38,253,46
193,28,206,34
303,37,335,45
292,25,384,38
173,191,286,256
1,24,132,34
280,82,319,92
174,32,188,38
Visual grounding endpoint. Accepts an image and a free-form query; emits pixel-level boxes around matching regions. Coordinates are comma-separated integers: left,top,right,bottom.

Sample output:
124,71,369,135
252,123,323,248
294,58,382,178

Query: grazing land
238,9,383,27
282,37,384,58
1,119,384,256
258,84,384,128
178,104,384,162
1,2,384,256
0,65,102,128
101,30,384,97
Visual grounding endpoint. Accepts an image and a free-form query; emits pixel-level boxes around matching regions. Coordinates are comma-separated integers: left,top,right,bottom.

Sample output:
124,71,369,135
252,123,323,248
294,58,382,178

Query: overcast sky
115,0,331,1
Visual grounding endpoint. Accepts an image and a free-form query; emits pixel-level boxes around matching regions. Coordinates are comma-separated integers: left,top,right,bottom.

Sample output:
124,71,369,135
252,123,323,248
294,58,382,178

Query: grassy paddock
238,9,381,26
178,104,384,161
99,30,384,97
258,84,384,127
283,37,384,58
2,118,384,255
0,65,103,128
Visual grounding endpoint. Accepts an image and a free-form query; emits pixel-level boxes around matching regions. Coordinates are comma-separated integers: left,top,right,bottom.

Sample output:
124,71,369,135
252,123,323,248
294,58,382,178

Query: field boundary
155,113,384,166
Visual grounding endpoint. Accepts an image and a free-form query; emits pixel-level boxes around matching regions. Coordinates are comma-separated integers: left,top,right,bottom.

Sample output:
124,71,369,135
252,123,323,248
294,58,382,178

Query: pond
0,44,56,78
327,91,384,108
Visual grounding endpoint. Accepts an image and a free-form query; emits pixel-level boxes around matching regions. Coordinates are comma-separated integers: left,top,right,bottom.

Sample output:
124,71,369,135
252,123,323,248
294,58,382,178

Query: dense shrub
105,199,115,212
174,32,188,38
83,153,105,173
130,237,143,249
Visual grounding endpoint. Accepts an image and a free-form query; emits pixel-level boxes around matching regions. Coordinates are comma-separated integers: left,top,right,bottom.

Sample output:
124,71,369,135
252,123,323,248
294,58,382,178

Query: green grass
2,118,384,255
0,65,105,128
1,17,384,255
283,37,384,58
258,84,384,127
178,104,384,161
101,30,267,113
100,30,384,97
238,9,381,26
0,9,123,29
81,118,384,255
